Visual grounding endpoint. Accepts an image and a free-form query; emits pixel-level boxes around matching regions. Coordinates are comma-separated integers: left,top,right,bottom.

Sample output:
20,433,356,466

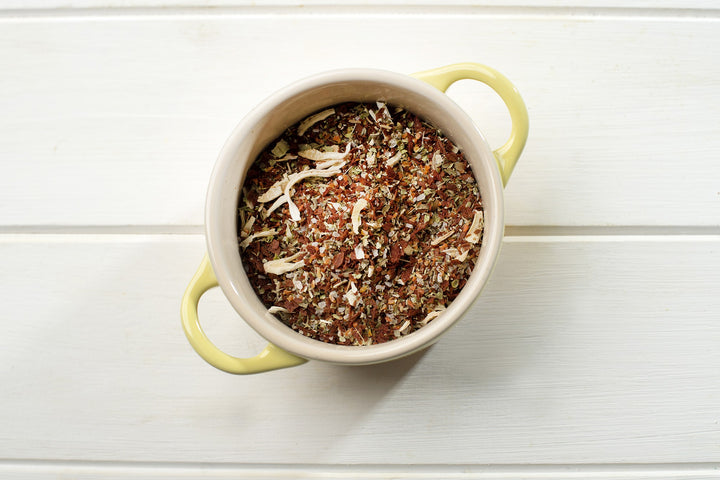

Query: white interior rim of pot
205,68,505,365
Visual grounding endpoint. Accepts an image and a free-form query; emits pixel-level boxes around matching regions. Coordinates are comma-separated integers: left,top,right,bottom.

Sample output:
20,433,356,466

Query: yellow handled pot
182,62,528,374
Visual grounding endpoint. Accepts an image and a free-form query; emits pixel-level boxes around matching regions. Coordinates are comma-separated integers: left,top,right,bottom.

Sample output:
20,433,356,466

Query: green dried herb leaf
271,139,290,158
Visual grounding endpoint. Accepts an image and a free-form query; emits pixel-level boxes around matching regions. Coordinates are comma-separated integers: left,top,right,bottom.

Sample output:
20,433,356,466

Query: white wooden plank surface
1,234,719,466
1,12,718,227
2,2,719,479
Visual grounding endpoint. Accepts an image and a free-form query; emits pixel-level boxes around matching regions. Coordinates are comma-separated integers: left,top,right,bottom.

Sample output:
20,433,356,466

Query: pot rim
205,67,505,365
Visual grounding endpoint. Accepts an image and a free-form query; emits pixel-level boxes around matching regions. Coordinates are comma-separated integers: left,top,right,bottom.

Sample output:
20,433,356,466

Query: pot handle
181,255,307,374
411,63,529,186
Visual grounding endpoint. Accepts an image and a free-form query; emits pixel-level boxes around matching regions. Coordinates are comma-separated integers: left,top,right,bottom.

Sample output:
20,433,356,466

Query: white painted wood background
1,1,719,479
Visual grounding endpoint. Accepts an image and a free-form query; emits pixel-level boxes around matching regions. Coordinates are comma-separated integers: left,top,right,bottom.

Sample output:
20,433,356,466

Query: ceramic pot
181,63,528,374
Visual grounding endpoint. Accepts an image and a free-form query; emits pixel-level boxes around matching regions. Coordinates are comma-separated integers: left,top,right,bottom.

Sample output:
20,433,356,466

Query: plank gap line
1,459,719,473
1,5,719,21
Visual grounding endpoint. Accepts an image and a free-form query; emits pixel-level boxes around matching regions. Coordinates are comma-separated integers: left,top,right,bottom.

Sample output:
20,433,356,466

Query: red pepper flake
282,297,300,313
332,251,344,269
389,244,402,264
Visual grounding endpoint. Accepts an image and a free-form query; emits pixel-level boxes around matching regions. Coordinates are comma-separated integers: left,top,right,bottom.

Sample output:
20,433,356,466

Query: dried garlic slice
264,194,289,218
315,158,345,170
283,162,346,222
386,150,404,167
285,164,345,192
263,251,305,275
465,210,484,244
259,145,348,204
287,194,301,222
239,228,277,249
430,229,455,246
368,109,377,123
432,151,444,168
261,161,346,220
344,281,359,307
297,108,335,136
351,198,369,234
420,305,446,325
240,215,256,238
442,247,469,262
257,175,289,203
268,306,289,314
274,153,297,162
298,143,351,162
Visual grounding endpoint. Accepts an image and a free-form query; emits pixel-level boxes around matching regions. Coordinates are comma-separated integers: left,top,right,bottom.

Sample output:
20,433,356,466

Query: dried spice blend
238,102,484,346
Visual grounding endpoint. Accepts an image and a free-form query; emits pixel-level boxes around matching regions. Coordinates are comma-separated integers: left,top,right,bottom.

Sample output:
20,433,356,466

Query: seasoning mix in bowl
239,102,484,345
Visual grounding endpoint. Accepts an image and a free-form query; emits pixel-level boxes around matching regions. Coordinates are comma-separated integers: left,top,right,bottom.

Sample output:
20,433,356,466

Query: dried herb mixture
238,102,484,346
